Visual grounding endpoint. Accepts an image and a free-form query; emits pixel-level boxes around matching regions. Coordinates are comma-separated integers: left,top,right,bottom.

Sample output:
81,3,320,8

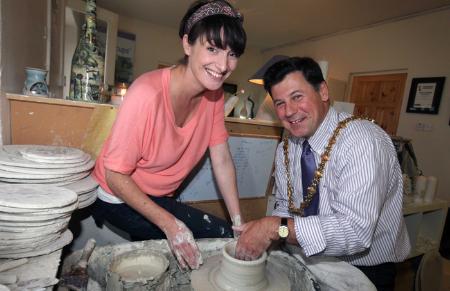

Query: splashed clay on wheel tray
106,249,170,290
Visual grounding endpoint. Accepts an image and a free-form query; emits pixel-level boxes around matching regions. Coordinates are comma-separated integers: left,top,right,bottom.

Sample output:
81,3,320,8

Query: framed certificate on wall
406,77,445,114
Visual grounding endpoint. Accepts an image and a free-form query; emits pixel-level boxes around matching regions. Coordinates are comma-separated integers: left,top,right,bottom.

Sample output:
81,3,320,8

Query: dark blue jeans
355,262,396,291
91,197,233,241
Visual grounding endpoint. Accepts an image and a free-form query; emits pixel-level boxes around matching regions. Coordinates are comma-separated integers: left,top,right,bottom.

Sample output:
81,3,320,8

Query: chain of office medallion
283,116,374,216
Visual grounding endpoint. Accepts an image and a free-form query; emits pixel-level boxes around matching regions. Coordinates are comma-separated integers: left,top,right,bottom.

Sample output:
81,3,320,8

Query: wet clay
191,241,290,291
106,249,170,290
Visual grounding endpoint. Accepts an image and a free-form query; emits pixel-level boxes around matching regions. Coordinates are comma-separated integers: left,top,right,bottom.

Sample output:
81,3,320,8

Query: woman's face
183,34,238,91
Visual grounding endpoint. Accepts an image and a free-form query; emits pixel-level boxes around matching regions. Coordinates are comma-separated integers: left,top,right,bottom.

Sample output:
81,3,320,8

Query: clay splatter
203,214,211,224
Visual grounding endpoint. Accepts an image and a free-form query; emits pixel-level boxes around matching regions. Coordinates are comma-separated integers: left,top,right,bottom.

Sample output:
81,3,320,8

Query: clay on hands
165,218,203,270
235,217,277,261
231,214,243,238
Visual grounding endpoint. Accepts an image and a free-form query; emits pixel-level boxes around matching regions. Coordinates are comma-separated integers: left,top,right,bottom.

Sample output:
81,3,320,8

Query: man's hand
235,217,280,261
163,218,203,270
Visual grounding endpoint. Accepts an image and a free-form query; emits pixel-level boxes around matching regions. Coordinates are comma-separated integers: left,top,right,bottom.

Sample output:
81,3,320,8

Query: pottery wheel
191,254,290,291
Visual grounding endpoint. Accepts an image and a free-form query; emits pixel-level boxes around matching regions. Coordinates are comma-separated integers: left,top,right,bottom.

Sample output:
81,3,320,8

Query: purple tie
301,140,319,216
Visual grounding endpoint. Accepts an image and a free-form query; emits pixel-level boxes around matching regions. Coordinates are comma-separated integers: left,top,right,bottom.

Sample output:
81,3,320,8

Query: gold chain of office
283,116,375,216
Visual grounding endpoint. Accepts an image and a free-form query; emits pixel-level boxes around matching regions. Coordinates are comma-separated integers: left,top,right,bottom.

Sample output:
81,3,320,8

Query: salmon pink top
93,68,228,196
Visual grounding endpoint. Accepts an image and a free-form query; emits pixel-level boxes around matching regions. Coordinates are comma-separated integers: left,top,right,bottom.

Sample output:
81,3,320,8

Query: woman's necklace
283,116,374,216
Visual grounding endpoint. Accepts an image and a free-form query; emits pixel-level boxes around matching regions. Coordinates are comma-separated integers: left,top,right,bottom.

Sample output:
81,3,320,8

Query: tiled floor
395,255,450,291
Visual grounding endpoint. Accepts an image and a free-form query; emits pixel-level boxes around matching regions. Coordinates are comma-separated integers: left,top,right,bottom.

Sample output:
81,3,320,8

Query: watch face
278,225,289,238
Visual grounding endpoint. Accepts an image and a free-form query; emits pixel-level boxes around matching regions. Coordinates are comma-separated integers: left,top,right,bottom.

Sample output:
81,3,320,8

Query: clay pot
105,249,170,291
213,240,268,290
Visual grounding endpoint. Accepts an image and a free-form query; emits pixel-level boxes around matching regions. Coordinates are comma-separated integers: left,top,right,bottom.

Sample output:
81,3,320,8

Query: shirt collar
286,107,351,154
306,107,339,155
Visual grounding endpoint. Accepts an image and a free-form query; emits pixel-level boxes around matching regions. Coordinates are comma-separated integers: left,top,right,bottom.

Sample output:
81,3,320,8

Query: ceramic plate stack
63,175,98,209
0,145,98,208
0,145,94,185
0,184,78,259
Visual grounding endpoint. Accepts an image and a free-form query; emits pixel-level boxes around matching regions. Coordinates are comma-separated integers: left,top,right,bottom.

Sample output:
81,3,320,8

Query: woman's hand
105,170,202,269
163,218,203,270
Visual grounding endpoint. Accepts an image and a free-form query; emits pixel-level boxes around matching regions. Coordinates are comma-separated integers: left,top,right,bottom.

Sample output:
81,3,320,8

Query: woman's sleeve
103,79,152,174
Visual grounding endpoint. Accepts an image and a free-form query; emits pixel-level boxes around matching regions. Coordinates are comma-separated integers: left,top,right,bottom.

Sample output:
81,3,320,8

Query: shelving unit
403,199,448,258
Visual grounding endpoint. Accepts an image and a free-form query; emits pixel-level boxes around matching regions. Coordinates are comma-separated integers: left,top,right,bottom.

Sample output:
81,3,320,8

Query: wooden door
349,73,407,135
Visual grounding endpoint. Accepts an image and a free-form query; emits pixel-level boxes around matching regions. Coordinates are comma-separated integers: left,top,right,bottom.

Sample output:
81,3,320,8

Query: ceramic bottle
68,0,104,102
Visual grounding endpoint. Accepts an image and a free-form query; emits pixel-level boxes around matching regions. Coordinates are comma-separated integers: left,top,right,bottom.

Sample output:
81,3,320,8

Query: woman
91,0,246,270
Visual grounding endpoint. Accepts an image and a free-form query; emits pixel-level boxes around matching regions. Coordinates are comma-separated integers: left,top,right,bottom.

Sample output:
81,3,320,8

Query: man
235,57,410,290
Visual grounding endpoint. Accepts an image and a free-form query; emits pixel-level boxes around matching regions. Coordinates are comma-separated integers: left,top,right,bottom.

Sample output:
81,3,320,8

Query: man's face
271,71,329,138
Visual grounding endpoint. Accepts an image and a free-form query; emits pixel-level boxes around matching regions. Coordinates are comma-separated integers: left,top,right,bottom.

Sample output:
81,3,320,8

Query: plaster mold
0,145,90,168
0,201,78,214
0,168,77,179
19,145,86,161
0,184,77,209
63,175,98,194
0,250,62,290
191,241,289,291
0,171,90,185
0,229,72,259
0,159,95,175
0,185,76,259
77,190,98,209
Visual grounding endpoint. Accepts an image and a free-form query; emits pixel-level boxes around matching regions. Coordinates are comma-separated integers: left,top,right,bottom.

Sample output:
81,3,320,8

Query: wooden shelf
7,93,114,109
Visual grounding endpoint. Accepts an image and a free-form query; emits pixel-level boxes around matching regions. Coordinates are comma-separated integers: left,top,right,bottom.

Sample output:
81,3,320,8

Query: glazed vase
23,67,49,96
68,0,104,102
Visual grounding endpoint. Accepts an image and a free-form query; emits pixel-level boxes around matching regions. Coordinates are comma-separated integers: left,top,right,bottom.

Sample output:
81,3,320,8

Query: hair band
185,1,242,35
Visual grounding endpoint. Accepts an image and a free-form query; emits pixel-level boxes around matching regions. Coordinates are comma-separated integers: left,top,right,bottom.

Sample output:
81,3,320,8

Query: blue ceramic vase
23,67,49,96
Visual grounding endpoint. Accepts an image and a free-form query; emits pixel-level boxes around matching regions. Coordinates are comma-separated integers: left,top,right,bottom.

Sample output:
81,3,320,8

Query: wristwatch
278,217,289,240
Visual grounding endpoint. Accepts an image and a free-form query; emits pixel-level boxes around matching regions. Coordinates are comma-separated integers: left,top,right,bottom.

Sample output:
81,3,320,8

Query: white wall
264,8,450,201
117,15,267,107
0,0,48,145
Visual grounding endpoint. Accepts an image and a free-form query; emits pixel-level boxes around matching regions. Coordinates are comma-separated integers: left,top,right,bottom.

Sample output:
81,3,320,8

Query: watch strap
281,217,288,227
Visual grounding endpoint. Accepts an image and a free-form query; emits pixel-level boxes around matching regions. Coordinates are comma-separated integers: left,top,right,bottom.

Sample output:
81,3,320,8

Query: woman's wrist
231,214,243,226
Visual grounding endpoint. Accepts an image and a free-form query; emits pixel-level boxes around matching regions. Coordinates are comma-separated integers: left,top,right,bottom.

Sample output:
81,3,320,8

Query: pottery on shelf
68,0,104,102
23,67,49,96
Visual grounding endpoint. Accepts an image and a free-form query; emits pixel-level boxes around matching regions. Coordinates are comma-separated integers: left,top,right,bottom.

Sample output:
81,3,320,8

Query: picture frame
406,77,445,114
114,30,136,84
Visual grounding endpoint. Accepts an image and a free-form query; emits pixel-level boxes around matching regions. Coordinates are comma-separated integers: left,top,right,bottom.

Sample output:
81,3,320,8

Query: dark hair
178,0,246,63
263,57,325,96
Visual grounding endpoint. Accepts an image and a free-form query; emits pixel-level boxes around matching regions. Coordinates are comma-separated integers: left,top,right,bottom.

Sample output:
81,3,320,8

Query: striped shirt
272,107,411,266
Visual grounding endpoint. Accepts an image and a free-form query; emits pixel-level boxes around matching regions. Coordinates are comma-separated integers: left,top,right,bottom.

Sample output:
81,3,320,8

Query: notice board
178,136,279,202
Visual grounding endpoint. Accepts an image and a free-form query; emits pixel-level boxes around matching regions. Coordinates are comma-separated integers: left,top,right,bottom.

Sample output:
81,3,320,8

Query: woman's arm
209,142,242,227
105,169,202,269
